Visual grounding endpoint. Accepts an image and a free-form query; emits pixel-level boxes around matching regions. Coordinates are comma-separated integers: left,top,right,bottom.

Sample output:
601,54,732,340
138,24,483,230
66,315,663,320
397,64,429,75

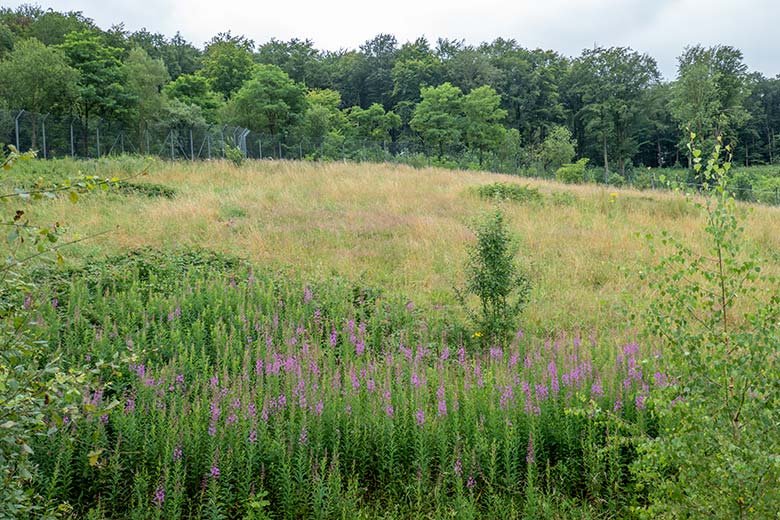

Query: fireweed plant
26,254,664,519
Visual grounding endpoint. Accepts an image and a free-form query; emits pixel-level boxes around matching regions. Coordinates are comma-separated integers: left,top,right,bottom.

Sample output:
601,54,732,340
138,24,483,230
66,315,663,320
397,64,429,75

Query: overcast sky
18,0,780,79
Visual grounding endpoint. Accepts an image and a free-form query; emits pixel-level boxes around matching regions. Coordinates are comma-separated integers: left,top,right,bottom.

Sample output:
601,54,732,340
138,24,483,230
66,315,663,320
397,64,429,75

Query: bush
225,144,244,166
476,182,543,204
555,158,589,184
458,208,530,346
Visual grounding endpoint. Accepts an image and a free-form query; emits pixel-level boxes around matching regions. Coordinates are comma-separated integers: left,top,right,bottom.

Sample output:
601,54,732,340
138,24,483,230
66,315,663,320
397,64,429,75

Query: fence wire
2,109,779,206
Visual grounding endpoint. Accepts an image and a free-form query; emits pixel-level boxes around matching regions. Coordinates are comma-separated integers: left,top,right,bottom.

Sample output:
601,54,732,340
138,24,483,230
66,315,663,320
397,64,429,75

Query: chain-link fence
0,109,254,160
3,109,780,206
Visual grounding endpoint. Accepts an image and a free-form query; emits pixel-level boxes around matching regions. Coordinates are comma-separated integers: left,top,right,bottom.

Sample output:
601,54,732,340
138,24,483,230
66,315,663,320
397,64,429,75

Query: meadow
5,157,780,518
10,157,780,335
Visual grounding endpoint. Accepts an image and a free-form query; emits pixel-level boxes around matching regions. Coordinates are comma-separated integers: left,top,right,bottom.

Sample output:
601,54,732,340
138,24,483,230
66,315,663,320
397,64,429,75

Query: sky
17,0,780,80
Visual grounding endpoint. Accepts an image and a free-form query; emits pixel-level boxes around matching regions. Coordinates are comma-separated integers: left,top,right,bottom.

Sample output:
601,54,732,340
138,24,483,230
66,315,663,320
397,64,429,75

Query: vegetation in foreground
1,145,778,518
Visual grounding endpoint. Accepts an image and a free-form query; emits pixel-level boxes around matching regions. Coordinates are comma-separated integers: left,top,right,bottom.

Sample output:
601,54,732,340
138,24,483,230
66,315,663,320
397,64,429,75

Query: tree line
1,5,779,180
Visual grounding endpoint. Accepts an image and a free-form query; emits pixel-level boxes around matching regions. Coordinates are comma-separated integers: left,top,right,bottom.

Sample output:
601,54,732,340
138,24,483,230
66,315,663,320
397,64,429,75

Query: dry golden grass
24,159,780,333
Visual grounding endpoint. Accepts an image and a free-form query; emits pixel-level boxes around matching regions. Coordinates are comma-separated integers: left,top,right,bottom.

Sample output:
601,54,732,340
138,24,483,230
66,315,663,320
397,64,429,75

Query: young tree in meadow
60,30,135,151
670,45,750,161
569,46,660,181
123,47,169,143
223,64,306,138
163,73,223,122
410,82,463,158
200,33,254,100
461,85,507,165
0,38,79,148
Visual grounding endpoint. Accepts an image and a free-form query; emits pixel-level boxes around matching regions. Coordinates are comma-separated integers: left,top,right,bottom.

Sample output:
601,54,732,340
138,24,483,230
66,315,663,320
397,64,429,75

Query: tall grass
9,158,780,336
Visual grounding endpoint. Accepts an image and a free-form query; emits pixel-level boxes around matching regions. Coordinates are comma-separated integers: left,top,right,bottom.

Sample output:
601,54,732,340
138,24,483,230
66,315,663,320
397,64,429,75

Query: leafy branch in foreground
633,135,780,518
0,146,147,518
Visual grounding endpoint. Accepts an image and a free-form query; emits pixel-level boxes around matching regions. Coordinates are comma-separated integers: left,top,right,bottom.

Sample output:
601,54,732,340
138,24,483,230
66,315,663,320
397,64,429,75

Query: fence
2,109,780,206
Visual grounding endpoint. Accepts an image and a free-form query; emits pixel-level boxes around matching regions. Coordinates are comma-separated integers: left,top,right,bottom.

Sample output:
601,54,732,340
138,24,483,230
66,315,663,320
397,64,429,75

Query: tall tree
0,38,79,148
123,47,169,142
461,85,507,164
410,82,463,157
163,74,222,122
569,46,660,180
200,33,254,100
296,89,347,148
255,38,329,89
160,32,201,79
223,64,305,138
346,103,401,143
669,45,750,160
59,30,134,151
359,33,398,108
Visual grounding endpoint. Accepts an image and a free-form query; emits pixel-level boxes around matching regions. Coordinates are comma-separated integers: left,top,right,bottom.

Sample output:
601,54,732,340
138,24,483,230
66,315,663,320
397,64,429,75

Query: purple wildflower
153,484,165,508
453,459,462,476
210,466,220,478
416,409,425,427
526,434,535,465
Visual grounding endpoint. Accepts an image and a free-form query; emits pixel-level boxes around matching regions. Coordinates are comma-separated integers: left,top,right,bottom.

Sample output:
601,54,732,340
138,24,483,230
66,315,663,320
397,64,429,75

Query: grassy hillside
12,157,780,334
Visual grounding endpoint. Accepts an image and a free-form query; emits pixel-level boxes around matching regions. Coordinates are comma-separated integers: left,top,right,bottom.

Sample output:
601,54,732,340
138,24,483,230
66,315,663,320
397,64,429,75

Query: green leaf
69,191,78,204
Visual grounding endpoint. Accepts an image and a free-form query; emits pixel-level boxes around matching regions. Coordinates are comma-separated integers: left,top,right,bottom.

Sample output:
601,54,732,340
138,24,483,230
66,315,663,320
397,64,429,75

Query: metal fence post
41,113,49,159
258,138,262,159
70,120,75,157
189,127,194,161
14,110,24,150
96,121,101,157
170,130,175,160
207,131,212,160
299,141,303,160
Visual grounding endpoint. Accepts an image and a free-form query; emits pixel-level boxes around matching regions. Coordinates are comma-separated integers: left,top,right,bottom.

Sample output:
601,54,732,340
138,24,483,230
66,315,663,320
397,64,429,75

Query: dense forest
1,4,779,180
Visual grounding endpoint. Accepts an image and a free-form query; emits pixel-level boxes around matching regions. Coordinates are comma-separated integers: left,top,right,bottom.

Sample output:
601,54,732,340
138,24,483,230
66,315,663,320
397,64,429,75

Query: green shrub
457,207,530,346
225,144,244,166
555,158,589,184
476,182,543,204
117,181,176,199
607,173,625,187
